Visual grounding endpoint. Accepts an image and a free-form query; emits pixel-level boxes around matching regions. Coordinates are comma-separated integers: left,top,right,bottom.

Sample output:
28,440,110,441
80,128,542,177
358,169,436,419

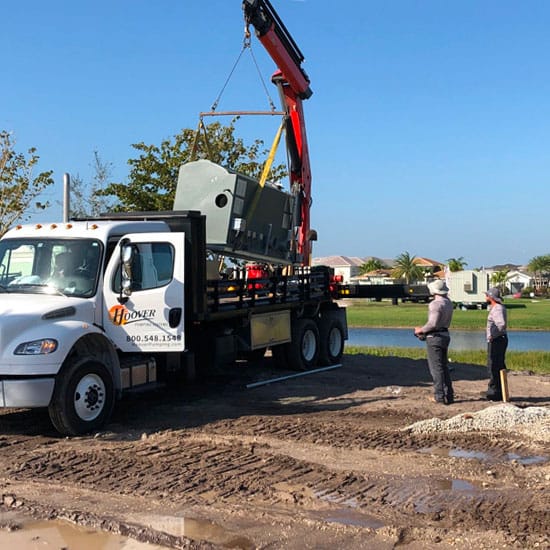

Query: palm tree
527,254,550,292
359,258,386,275
491,269,509,295
446,257,467,272
392,251,424,284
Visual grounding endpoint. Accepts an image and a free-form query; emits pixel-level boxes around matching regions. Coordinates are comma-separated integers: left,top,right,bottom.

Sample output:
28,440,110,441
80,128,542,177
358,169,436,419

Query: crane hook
244,22,252,47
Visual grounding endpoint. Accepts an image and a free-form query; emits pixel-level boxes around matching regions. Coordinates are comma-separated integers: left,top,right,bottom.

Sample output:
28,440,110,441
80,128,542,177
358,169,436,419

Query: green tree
446,256,467,272
71,151,115,218
359,258,386,275
0,131,54,237
527,254,550,292
392,251,424,284
491,269,509,294
102,119,287,211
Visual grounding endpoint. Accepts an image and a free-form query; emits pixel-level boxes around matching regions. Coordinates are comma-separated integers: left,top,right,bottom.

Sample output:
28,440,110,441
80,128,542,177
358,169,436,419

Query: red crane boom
242,0,314,265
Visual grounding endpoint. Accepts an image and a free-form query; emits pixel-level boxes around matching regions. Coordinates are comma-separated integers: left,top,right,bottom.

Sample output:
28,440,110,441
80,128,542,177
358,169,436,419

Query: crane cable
190,25,283,188
189,117,212,162
210,39,248,112
210,31,277,113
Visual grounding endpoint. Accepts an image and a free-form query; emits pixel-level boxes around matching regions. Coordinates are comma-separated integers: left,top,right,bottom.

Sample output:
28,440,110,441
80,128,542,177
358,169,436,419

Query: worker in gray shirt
415,279,454,405
484,287,508,401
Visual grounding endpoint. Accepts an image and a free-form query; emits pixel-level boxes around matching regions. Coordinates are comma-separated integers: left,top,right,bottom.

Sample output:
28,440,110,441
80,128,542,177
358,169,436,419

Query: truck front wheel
48,359,115,436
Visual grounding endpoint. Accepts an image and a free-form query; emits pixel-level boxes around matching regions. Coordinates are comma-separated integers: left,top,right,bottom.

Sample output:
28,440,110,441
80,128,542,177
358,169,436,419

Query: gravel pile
405,403,550,442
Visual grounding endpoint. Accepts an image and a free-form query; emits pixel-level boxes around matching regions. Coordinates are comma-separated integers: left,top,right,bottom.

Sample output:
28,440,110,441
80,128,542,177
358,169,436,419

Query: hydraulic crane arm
243,0,314,265
242,0,312,100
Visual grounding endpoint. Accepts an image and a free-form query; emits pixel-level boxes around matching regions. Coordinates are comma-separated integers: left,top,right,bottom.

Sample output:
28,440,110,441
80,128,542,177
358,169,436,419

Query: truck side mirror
121,244,133,264
118,243,134,302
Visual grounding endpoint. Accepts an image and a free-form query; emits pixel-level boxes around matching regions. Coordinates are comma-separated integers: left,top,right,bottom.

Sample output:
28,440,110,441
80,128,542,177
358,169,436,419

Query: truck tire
48,358,115,436
285,318,320,371
318,317,345,365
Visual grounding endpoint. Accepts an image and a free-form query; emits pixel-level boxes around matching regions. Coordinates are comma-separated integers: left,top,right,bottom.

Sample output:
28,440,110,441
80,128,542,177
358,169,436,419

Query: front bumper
0,378,55,408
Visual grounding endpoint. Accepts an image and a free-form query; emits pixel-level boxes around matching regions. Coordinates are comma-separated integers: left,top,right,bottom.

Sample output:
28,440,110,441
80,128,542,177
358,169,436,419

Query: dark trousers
487,335,508,399
426,333,453,402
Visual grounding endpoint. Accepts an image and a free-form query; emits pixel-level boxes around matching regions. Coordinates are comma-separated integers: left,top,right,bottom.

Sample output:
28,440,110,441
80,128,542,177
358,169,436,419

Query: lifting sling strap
246,118,285,225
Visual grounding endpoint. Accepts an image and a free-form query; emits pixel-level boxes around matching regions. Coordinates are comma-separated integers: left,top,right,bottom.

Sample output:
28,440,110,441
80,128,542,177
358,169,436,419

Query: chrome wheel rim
302,329,317,362
74,373,105,421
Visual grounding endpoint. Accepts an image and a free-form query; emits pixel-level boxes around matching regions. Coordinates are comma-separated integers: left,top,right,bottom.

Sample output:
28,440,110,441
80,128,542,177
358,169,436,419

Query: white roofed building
311,256,364,283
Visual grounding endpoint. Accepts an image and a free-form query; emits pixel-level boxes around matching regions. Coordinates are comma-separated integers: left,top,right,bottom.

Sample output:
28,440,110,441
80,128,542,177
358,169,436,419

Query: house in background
413,257,445,281
505,270,534,294
313,255,446,285
361,256,396,268
311,256,364,284
350,268,395,285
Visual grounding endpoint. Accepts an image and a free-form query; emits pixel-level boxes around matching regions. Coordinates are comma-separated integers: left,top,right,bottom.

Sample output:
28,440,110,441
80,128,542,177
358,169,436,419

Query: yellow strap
246,120,285,226
258,120,284,188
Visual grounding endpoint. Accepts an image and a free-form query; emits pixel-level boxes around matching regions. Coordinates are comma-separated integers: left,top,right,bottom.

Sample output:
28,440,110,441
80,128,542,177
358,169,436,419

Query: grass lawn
344,298,550,331
345,346,550,375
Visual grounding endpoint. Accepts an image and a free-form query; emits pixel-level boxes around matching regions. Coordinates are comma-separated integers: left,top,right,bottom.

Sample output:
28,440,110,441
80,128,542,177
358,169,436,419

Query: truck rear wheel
285,318,320,371
318,317,345,365
48,359,115,436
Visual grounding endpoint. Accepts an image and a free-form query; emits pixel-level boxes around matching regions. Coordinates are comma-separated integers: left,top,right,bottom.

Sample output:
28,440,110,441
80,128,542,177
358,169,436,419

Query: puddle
449,448,490,461
313,490,385,529
420,446,548,465
435,478,479,492
136,514,254,549
418,446,449,458
177,517,254,549
0,512,165,550
312,508,385,529
506,453,548,465
414,478,481,514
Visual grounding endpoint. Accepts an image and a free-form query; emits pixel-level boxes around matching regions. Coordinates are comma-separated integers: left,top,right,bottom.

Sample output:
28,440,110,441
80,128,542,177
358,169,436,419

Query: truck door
102,233,186,352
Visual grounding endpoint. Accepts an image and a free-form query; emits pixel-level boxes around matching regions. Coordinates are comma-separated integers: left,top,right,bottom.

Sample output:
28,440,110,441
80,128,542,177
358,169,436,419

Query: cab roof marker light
50,224,58,229
66,223,73,229
35,224,42,229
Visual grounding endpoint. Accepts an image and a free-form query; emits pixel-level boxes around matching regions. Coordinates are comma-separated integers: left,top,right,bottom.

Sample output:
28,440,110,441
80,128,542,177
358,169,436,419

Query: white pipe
246,363,342,389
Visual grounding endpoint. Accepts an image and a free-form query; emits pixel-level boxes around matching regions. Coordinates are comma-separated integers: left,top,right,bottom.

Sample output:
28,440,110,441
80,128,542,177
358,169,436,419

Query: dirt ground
1,353,549,549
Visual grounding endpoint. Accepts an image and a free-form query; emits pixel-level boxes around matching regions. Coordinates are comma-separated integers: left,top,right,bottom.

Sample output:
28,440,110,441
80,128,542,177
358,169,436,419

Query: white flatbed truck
0,209,347,434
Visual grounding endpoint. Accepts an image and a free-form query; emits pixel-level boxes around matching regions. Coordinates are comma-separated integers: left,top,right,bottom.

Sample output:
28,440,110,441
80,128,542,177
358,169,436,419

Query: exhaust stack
63,173,70,223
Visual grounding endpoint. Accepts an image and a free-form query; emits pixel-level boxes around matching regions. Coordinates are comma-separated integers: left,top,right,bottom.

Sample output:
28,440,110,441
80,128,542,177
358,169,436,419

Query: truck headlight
14,339,58,355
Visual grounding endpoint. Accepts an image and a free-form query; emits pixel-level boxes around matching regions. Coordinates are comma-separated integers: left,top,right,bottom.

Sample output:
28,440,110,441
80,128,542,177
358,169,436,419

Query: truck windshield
0,238,103,298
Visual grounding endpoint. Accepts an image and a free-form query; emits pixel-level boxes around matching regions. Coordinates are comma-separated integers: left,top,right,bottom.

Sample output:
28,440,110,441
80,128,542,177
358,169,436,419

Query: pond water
347,328,550,351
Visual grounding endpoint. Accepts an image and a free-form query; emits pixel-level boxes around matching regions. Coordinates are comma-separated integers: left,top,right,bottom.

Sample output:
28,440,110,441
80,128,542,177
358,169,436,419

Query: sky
2,0,550,269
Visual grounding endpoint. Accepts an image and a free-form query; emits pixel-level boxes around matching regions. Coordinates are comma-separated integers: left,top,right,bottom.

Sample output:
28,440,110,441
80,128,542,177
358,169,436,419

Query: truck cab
0,218,188,434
